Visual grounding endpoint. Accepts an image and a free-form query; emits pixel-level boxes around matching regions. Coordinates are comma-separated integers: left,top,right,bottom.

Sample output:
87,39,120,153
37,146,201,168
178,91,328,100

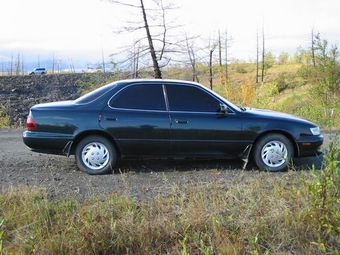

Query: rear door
165,84,244,157
99,83,171,156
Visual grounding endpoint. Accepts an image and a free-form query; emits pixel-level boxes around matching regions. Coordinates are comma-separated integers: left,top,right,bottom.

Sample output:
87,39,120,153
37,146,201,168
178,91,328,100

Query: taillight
26,116,37,130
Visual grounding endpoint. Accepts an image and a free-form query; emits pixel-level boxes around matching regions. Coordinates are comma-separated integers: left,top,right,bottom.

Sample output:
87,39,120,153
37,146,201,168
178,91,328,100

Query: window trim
164,83,235,114
107,82,236,114
108,83,167,112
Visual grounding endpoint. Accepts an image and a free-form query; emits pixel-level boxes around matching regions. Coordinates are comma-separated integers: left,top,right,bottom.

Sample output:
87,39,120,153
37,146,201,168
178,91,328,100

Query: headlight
310,127,320,135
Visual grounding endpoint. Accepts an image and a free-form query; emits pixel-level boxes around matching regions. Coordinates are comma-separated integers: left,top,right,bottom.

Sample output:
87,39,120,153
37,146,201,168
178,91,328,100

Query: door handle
106,117,118,121
175,119,189,124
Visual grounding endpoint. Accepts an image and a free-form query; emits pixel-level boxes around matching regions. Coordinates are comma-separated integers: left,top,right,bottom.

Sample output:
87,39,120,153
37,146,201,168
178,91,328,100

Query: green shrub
302,134,340,251
253,82,279,109
0,106,10,128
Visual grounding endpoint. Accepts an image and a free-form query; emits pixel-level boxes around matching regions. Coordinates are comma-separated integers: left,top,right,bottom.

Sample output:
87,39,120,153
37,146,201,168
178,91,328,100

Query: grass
1,141,339,254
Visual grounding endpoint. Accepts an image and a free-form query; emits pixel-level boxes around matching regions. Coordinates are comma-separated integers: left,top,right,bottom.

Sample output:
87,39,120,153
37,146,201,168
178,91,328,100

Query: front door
165,84,244,158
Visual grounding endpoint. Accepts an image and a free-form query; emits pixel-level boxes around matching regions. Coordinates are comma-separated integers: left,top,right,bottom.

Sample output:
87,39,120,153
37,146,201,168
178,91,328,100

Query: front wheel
75,135,116,175
253,133,294,172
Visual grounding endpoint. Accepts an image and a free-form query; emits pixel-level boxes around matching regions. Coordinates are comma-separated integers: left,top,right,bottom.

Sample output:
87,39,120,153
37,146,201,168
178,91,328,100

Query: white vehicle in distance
29,68,47,75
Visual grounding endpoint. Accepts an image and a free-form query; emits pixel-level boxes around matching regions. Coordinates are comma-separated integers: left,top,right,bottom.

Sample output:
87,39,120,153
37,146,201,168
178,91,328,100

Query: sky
1,0,340,71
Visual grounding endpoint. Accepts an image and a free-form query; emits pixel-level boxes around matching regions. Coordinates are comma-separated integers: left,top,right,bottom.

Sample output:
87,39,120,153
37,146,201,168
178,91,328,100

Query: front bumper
296,134,324,157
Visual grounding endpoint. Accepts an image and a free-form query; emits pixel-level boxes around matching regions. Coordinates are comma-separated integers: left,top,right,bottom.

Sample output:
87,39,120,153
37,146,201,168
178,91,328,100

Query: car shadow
113,152,339,174
115,158,245,174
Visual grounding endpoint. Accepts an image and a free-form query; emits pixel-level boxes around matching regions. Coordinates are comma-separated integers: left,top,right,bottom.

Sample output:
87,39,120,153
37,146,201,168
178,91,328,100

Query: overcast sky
1,0,339,69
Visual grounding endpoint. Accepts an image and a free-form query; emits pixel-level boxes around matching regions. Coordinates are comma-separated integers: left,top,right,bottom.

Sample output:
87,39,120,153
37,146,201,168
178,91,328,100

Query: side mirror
219,103,228,113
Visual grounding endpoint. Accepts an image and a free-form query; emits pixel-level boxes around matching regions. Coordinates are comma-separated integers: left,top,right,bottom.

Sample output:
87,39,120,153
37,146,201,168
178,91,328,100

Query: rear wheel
253,133,294,172
75,135,116,175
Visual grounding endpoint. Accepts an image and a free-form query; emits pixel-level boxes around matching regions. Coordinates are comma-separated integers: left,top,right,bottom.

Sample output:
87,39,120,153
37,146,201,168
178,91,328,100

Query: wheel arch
251,130,299,157
70,130,121,157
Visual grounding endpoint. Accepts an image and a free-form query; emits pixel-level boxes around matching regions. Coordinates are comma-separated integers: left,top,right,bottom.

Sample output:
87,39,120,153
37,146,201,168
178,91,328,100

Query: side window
166,85,220,112
109,84,166,111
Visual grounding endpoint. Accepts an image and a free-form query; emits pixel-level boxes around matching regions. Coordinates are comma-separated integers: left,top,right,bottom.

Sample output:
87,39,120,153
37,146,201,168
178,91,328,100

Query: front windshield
207,87,242,112
74,82,117,104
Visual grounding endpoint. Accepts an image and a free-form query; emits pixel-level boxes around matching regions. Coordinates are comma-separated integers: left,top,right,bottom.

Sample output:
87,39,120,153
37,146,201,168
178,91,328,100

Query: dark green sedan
23,79,323,175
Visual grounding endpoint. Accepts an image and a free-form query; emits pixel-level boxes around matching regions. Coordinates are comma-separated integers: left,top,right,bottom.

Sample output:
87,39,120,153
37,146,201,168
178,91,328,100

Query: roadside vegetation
1,34,340,254
0,138,339,254
0,106,10,128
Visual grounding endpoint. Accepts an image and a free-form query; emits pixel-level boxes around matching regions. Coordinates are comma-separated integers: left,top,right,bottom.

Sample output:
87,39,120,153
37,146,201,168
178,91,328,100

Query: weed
0,219,4,252
302,133,340,252
0,106,10,128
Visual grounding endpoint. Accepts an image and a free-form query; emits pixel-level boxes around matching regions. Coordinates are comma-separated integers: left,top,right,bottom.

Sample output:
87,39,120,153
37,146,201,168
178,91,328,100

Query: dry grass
1,153,339,255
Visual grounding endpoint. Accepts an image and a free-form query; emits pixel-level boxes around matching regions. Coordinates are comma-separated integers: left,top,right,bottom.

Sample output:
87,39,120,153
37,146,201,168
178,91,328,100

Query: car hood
245,107,315,125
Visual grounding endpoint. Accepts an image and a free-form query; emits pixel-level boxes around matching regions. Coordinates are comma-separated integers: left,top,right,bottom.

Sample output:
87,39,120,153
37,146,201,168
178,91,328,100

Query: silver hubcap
81,142,110,170
261,140,288,168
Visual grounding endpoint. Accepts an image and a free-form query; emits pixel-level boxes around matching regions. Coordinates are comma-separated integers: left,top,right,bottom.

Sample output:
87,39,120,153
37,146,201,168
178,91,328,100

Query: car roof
115,78,202,87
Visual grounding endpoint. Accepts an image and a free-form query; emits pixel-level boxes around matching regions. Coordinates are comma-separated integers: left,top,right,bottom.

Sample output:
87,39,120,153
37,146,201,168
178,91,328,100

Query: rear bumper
296,134,323,157
22,131,73,155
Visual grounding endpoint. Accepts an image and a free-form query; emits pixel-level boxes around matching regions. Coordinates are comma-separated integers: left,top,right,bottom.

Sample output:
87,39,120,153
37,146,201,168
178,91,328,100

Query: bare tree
255,25,266,83
15,52,21,76
21,53,24,75
107,0,181,79
57,59,62,73
51,52,56,74
9,54,14,76
208,39,217,89
224,29,232,79
218,29,222,67
140,0,162,78
261,25,265,82
133,41,141,78
217,30,224,86
256,27,259,83
311,27,316,67
217,29,232,81
184,34,200,82
209,48,214,89
68,58,75,73
102,48,106,73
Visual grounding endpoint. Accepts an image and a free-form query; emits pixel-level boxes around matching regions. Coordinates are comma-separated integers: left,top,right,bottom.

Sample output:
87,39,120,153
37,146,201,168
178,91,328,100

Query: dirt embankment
0,73,115,126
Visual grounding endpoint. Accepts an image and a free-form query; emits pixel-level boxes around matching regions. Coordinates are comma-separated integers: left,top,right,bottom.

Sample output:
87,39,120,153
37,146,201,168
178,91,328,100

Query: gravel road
0,129,336,201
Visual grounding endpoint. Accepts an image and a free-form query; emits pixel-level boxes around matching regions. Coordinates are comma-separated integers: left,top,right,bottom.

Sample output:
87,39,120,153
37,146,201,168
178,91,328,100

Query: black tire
253,133,294,172
75,135,116,175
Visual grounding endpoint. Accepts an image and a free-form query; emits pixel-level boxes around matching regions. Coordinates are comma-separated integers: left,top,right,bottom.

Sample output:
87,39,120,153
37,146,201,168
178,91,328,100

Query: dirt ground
0,129,334,202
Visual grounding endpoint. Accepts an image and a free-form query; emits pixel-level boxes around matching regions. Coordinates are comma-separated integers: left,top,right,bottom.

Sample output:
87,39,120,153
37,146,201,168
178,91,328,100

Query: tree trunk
140,0,162,79
209,49,214,89
311,28,316,67
256,28,259,83
224,31,229,80
261,26,265,82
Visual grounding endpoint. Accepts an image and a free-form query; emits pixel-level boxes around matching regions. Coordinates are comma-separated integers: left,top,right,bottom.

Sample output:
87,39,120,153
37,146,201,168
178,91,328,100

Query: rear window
74,83,116,104
110,84,166,111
